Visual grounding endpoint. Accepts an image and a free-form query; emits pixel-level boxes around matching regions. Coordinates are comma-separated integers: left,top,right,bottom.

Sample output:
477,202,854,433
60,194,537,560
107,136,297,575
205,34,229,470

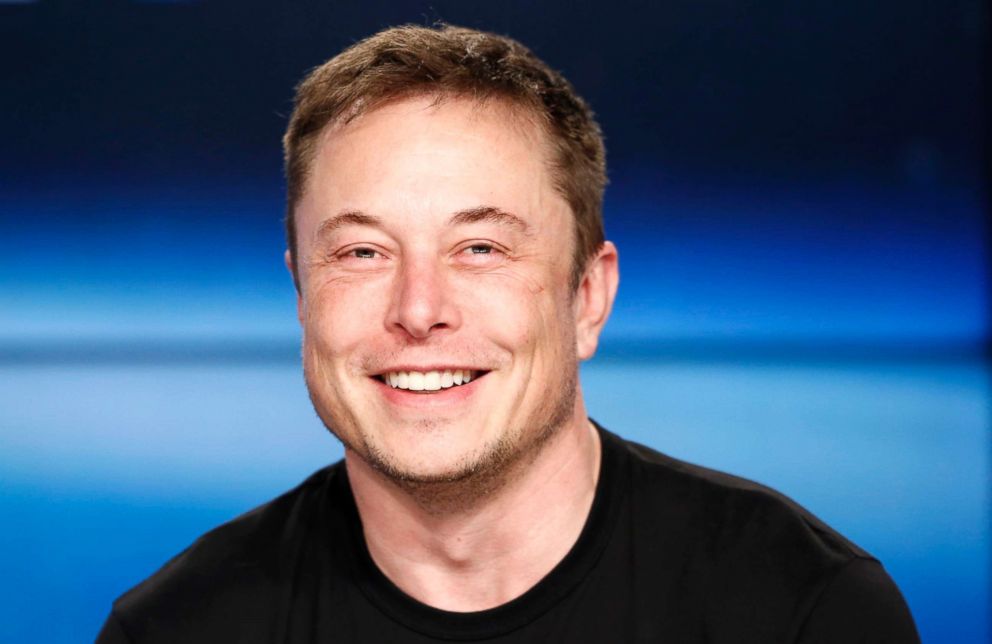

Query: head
284,24,607,292
283,25,618,491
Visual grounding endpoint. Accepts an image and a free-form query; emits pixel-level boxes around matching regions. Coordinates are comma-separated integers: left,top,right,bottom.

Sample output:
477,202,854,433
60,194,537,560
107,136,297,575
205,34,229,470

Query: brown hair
283,24,606,290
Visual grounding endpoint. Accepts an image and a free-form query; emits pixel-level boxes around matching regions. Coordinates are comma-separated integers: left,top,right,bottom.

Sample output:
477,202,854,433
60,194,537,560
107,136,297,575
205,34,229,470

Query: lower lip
373,374,485,408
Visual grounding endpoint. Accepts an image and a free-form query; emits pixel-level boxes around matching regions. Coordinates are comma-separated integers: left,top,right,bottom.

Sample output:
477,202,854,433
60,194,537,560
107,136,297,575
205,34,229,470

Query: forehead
298,96,570,235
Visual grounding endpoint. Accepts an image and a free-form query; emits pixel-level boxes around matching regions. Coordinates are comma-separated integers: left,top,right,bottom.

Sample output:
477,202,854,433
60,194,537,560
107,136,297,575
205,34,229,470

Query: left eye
455,242,505,267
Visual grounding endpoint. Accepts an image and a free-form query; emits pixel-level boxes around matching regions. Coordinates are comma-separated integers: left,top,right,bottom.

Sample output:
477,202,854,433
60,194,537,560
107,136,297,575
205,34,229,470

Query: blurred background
0,1,987,642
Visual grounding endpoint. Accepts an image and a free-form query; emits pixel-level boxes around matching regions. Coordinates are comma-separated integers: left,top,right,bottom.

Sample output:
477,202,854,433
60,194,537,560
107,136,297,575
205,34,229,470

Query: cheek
454,274,570,355
303,277,386,354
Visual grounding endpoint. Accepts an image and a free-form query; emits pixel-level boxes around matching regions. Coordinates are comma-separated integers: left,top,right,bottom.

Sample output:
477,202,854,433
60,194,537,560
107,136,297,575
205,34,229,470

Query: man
97,24,919,643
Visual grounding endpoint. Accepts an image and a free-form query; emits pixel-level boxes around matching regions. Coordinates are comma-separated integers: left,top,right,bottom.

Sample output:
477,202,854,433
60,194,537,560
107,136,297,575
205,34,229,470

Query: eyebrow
447,206,530,233
314,206,530,241
314,210,383,240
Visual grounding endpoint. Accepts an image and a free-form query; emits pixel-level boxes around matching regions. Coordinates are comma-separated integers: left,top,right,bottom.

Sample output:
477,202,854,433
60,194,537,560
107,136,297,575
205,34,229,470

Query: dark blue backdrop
0,2,987,642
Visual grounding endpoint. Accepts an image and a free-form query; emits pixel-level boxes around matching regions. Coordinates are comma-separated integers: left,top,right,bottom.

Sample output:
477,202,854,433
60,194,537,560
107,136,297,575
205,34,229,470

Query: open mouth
374,369,488,393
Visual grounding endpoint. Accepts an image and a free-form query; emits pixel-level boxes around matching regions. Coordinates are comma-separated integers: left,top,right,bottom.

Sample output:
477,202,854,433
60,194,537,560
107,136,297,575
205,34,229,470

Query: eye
337,246,384,260
331,245,389,267
351,247,378,259
456,241,507,267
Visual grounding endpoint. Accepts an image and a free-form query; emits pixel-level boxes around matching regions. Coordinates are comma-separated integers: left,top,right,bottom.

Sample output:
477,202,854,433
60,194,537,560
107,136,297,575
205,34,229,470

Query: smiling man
97,25,919,643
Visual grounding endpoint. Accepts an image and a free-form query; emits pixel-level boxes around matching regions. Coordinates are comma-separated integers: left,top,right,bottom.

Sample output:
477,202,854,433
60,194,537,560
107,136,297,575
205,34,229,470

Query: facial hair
305,353,579,515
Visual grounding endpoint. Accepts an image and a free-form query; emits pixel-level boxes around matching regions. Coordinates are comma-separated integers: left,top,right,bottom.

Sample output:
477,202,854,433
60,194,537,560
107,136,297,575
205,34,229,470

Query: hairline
286,91,587,290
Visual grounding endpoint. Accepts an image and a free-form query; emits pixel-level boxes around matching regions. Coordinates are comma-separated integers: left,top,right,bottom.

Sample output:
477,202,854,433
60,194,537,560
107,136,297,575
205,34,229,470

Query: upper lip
372,365,489,376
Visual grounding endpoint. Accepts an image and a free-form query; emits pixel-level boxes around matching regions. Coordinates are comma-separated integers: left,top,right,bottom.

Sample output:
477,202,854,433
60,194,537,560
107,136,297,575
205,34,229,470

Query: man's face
292,97,596,482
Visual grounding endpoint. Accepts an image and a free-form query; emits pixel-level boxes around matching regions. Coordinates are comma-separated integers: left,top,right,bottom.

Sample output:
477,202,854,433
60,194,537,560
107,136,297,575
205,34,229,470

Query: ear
574,241,619,361
285,249,304,326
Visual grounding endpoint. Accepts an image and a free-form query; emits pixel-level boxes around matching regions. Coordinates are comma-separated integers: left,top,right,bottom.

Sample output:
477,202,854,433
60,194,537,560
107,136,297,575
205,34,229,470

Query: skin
288,96,619,611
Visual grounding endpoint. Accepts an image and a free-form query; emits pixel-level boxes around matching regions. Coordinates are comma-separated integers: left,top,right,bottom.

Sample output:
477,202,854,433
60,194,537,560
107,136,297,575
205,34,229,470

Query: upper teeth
384,370,474,391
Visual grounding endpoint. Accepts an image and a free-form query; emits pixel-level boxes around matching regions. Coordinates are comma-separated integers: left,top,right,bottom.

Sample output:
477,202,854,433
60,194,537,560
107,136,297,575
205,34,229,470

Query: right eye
329,245,389,268
349,247,378,259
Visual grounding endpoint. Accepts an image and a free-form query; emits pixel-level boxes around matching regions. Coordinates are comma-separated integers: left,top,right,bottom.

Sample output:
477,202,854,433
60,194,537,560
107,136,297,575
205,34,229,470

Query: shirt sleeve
795,558,921,644
95,610,133,644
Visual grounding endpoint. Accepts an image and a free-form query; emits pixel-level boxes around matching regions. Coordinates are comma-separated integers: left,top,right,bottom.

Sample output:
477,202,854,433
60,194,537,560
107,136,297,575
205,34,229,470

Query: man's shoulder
615,433,869,563
107,463,345,643
606,431,918,641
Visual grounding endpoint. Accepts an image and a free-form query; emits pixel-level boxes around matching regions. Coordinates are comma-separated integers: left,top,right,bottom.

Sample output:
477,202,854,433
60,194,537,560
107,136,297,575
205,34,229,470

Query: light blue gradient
0,360,986,642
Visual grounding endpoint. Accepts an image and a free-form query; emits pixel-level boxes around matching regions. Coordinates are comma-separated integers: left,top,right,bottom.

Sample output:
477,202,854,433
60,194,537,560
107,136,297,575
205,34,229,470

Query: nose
386,256,461,339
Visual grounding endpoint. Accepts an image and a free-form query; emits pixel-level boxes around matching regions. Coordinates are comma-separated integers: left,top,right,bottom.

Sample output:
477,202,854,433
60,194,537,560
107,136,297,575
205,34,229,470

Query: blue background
0,1,987,642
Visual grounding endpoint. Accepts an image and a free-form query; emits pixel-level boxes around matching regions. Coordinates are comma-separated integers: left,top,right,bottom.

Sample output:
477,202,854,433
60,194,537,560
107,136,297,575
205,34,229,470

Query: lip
371,370,488,409
372,365,488,376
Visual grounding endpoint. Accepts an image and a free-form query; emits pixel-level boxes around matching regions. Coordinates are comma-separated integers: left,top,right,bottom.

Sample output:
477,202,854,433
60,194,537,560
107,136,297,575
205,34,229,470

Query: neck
345,407,601,612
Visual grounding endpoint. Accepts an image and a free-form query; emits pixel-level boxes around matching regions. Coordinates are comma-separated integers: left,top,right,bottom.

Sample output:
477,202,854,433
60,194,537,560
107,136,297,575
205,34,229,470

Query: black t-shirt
97,424,920,643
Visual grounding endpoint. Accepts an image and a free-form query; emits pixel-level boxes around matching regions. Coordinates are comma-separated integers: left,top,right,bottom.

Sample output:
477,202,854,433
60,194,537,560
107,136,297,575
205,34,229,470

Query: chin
358,424,518,485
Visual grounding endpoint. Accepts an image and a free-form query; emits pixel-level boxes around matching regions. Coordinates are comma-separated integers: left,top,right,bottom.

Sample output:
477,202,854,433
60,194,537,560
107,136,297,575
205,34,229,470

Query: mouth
373,369,489,393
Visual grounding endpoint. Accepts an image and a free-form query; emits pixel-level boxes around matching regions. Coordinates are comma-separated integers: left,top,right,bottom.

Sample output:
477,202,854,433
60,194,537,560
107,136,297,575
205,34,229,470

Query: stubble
306,355,579,515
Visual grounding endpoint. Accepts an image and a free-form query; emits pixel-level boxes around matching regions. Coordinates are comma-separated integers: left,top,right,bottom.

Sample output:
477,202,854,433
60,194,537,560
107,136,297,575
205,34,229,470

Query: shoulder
106,463,345,643
617,434,868,563
607,432,919,641
793,557,920,643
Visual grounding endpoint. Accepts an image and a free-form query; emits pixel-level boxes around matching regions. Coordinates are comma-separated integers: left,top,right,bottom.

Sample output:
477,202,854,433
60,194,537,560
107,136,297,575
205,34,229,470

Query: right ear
285,249,303,326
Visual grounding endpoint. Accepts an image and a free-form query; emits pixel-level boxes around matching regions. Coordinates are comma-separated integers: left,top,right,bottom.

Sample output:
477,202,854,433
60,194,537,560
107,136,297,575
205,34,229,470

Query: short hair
283,24,607,291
